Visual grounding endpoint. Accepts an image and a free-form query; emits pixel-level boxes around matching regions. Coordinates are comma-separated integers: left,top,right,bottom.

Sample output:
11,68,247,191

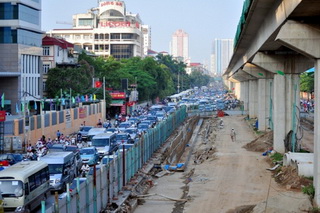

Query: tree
46,61,93,97
300,72,314,93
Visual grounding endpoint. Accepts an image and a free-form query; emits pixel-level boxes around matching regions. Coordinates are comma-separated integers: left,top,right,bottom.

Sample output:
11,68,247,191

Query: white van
40,152,75,192
91,132,118,158
86,128,107,146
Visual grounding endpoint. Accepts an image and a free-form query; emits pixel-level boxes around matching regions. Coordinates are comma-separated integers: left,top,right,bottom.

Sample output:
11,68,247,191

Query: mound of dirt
226,205,255,213
274,166,312,190
243,131,273,152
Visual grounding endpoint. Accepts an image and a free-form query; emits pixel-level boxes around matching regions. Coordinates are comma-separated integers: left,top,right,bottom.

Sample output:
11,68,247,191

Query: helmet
232,128,234,130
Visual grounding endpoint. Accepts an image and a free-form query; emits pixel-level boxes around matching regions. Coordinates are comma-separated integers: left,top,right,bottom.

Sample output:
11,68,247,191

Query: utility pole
177,71,180,93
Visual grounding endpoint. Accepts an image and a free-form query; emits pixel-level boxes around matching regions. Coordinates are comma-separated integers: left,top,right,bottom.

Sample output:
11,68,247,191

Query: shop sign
0,111,5,122
110,92,126,99
79,107,87,119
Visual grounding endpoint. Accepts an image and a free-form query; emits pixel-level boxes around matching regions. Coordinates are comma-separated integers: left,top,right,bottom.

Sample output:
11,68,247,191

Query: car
123,128,139,141
146,115,158,123
116,133,134,145
156,112,167,121
64,145,79,152
79,147,99,166
47,143,65,152
99,155,115,166
127,117,140,127
0,153,24,165
78,126,94,140
118,122,132,132
106,128,119,133
137,123,150,134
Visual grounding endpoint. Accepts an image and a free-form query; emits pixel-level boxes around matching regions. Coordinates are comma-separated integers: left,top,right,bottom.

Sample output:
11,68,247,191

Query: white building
141,25,151,56
170,29,189,62
42,36,77,94
0,0,43,114
47,1,147,59
211,38,234,76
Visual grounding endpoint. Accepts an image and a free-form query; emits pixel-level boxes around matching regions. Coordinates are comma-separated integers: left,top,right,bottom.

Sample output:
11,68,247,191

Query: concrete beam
242,63,274,79
252,52,312,74
276,20,320,59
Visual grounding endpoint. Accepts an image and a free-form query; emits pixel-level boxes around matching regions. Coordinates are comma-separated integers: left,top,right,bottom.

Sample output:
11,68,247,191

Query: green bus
0,161,50,212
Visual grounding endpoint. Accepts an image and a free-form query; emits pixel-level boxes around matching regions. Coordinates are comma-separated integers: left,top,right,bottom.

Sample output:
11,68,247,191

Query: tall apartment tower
0,0,43,114
142,25,151,57
170,29,189,61
210,39,234,76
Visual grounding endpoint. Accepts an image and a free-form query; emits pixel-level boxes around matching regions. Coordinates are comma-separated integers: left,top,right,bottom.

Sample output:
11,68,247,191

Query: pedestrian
56,130,61,140
97,119,102,127
230,128,236,142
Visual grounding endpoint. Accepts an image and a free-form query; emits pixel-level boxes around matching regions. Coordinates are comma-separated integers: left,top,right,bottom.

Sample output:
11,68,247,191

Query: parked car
79,147,99,166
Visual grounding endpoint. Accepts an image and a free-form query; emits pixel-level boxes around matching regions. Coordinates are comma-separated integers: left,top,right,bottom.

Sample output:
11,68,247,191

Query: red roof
42,36,74,49
190,63,202,67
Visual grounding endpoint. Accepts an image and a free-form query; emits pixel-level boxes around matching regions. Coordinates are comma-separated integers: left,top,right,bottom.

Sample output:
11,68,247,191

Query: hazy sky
42,0,243,65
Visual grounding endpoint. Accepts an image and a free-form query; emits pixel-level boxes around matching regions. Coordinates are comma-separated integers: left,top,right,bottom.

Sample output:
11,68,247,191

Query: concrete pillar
314,60,320,205
273,74,286,153
284,74,301,135
266,79,273,129
248,80,258,118
243,81,249,112
234,82,241,99
258,79,267,131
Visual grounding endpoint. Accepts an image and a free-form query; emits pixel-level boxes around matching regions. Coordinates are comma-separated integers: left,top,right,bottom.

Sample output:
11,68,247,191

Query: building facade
210,38,234,76
0,0,43,114
47,1,147,59
170,29,189,62
42,36,77,94
141,25,151,56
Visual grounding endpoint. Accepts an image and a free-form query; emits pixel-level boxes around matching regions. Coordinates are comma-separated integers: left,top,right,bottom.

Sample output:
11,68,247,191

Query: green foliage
302,184,315,198
300,72,314,93
46,52,211,103
270,152,283,163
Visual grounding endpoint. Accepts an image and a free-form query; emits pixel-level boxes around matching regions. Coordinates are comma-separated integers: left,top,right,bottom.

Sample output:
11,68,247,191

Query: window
78,18,93,26
94,34,99,40
24,183,29,195
110,33,120,40
43,47,49,56
28,175,36,192
110,44,133,59
43,64,50,74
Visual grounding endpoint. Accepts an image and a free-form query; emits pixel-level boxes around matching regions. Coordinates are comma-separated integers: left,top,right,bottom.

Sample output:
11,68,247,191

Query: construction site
113,113,315,213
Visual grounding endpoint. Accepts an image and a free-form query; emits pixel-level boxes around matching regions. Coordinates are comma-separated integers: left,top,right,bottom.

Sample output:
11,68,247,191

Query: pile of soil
243,131,273,152
273,166,312,190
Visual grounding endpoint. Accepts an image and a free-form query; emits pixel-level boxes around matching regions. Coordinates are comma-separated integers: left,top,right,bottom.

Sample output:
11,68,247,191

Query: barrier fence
45,106,187,213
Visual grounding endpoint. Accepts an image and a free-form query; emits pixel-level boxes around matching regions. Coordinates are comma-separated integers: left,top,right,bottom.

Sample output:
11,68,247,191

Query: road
134,115,310,213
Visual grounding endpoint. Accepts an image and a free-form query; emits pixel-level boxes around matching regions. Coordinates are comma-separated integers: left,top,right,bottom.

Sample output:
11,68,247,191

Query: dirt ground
133,115,312,213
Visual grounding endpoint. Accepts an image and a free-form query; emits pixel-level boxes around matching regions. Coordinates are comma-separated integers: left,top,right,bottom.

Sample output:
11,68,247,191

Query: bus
0,161,50,212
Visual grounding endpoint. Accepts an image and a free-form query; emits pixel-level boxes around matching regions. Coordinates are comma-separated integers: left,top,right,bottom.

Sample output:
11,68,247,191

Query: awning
110,100,124,106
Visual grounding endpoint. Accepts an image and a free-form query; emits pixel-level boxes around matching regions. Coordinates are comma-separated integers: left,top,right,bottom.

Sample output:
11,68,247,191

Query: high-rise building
47,1,148,60
0,0,43,114
210,39,234,76
141,25,151,56
170,29,189,61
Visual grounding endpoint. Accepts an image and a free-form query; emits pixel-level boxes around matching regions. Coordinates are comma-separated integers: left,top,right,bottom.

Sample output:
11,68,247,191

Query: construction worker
230,128,236,142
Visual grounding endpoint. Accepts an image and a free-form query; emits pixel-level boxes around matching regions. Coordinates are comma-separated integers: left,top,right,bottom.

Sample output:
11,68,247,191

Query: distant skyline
42,0,243,65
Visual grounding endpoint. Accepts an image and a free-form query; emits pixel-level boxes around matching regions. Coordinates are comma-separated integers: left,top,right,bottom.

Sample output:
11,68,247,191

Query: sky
42,0,244,66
